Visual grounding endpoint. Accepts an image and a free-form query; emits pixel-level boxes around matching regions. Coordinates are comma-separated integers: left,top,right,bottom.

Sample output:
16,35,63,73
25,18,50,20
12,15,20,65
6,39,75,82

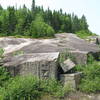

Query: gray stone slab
60,59,75,72
60,72,82,89
4,52,59,79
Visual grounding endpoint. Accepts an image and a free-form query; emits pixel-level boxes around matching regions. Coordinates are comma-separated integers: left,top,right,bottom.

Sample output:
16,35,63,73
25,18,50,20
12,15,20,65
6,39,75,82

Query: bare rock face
0,33,100,77
0,33,99,55
4,53,59,79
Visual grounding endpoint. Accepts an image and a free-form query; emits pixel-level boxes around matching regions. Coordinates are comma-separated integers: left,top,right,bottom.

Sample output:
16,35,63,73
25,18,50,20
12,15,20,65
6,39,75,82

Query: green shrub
76,30,95,39
1,76,41,100
75,61,100,93
13,50,24,56
0,87,6,100
0,48,4,58
59,49,74,63
40,79,65,97
0,48,10,87
0,76,72,100
87,54,95,64
79,77,100,93
30,14,55,38
0,67,11,87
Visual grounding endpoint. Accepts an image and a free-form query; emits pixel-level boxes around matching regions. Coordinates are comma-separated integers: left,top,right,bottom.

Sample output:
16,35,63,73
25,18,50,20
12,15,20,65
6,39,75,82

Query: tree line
0,0,92,38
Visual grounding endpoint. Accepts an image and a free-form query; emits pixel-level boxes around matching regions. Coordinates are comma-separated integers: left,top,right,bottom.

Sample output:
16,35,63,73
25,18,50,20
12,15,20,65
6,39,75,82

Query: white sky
0,0,100,35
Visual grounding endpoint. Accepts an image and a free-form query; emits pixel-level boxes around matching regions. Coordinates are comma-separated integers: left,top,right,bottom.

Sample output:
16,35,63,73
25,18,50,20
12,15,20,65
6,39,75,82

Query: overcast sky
0,0,100,35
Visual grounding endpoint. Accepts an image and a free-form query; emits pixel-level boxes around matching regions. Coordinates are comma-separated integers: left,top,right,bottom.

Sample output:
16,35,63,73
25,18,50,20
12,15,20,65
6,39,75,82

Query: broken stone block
60,72,82,89
70,50,88,65
3,52,59,79
60,59,75,73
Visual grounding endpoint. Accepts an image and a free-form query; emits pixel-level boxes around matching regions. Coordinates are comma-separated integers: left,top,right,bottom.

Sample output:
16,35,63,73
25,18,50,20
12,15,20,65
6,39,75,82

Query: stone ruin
4,53,59,79
0,33,100,89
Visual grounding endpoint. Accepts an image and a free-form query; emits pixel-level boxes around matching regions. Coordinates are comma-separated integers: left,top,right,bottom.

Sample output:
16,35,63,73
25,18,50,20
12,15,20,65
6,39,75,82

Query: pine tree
0,4,3,10
2,12,9,35
80,15,88,30
0,21,2,33
31,0,35,12
7,7,17,35
0,2,91,37
30,14,55,37
72,14,81,32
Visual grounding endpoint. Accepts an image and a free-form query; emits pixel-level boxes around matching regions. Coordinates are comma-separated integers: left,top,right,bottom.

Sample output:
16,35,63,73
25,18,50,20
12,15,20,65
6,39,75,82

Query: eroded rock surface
0,33,99,55
0,33,100,77
4,53,59,79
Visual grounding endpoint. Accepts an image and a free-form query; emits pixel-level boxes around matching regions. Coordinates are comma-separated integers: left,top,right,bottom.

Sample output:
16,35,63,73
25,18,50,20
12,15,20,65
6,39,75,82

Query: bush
76,30,95,39
30,14,55,38
1,76,41,100
0,67,11,87
0,76,72,100
75,61,100,93
0,48,4,58
40,79,65,97
0,48,10,87
79,77,100,93
87,54,95,64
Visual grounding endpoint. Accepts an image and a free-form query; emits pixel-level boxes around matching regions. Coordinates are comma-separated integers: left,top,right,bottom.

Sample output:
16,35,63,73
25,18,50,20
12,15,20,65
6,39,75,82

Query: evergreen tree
0,0,91,37
30,14,55,37
0,5,3,10
72,14,81,32
2,12,9,35
0,21,2,33
52,10,61,32
80,15,88,30
7,7,17,35
31,0,35,12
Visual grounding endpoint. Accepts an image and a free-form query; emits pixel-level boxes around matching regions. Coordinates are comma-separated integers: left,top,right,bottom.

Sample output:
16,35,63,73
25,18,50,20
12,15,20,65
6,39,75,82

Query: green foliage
40,79,65,97
74,55,100,93
1,76,42,100
59,49,74,63
7,7,17,35
0,48,10,87
0,0,93,38
32,0,35,12
0,48,4,58
0,67,11,87
30,14,55,38
76,30,95,39
87,54,95,64
80,15,88,30
13,50,24,56
72,14,81,32
75,61,100,93
0,76,73,100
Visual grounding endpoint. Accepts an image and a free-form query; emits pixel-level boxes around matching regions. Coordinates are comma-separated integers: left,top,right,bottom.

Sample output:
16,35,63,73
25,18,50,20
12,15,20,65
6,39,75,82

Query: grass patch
75,61,100,93
0,76,74,100
76,30,96,39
